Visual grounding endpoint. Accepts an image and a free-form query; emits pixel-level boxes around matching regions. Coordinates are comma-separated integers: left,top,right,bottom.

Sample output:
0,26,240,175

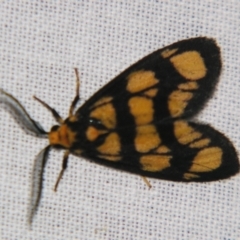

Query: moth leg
54,150,69,191
141,176,152,189
34,96,63,124
69,68,80,117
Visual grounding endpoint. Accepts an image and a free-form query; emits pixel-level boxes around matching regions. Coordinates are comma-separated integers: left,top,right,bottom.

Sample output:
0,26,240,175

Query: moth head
48,123,76,149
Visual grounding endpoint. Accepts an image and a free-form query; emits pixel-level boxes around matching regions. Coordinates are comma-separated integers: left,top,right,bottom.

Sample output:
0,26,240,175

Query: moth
0,37,238,224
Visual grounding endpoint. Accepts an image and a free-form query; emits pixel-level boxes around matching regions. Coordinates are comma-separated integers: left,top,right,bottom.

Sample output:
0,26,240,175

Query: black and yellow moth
0,37,239,224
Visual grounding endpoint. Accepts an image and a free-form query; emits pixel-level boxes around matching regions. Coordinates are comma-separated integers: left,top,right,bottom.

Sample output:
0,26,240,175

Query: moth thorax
48,124,76,148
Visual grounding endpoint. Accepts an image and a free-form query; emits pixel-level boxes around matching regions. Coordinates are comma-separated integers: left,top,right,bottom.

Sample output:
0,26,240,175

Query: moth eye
50,125,60,132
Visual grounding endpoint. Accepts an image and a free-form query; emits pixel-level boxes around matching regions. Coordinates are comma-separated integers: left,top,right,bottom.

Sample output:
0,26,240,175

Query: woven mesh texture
0,1,240,239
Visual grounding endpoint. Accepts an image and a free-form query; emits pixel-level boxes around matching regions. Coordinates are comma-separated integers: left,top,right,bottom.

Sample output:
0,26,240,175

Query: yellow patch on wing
168,90,193,117
98,155,121,162
178,82,198,90
90,103,116,129
127,70,159,93
143,88,158,97
189,138,211,148
155,145,171,154
174,121,202,145
91,96,113,108
128,96,154,125
86,126,107,141
135,125,161,153
189,147,222,172
161,48,178,58
183,173,200,180
140,155,171,172
97,132,121,155
170,51,207,80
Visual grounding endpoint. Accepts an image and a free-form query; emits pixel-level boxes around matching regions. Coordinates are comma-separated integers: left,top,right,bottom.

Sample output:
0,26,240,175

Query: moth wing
77,37,221,121
71,38,238,181
80,121,239,181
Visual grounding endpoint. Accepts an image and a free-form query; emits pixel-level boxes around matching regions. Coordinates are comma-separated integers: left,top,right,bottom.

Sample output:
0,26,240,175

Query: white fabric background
0,1,240,239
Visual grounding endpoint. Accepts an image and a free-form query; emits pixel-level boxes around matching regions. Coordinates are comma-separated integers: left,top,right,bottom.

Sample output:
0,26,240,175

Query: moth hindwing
1,37,239,224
